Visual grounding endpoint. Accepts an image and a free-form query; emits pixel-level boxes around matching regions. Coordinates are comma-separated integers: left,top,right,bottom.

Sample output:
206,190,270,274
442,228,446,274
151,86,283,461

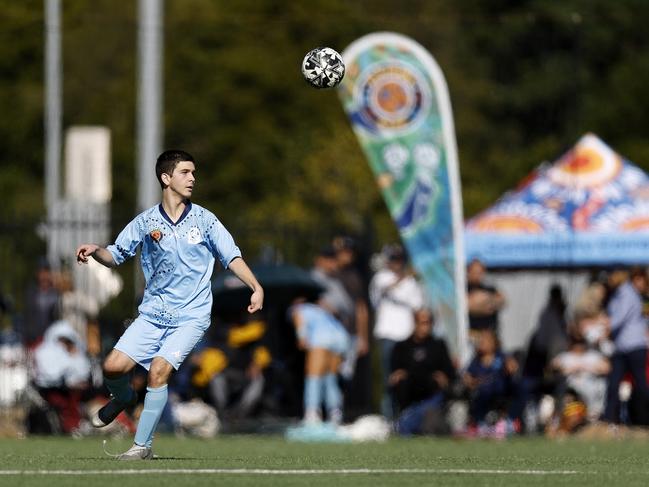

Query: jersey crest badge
187,227,203,244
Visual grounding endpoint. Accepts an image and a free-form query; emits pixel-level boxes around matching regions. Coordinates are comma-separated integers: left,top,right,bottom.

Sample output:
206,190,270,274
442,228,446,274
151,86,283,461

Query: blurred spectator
463,329,519,437
0,293,21,348
370,244,424,418
544,391,589,438
21,260,60,347
466,258,505,336
523,284,569,380
573,309,613,358
630,266,649,319
627,267,649,424
602,267,649,423
310,246,355,329
57,268,99,350
574,274,607,319
515,285,569,432
390,308,455,435
332,236,371,419
0,294,28,409
332,236,369,360
195,315,271,420
30,320,91,434
550,327,610,422
573,274,612,357
289,299,350,425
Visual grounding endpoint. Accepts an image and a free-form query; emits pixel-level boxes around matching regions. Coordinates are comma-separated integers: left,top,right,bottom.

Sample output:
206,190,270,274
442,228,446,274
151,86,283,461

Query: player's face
168,160,196,199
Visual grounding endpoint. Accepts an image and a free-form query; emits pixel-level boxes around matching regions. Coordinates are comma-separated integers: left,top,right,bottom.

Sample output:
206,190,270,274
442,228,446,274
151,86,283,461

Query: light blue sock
323,373,342,412
104,375,134,404
304,376,323,416
134,385,168,448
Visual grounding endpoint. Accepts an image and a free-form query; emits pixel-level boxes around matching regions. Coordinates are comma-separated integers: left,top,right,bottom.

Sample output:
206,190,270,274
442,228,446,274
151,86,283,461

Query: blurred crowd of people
2,244,649,441
458,260,649,438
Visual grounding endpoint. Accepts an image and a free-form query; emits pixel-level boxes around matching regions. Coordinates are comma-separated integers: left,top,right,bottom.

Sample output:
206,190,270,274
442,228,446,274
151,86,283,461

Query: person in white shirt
369,244,424,418
32,320,91,433
551,333,610,421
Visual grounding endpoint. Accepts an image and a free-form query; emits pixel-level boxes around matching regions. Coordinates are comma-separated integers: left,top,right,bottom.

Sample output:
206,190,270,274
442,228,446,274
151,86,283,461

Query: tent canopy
465,133,649,268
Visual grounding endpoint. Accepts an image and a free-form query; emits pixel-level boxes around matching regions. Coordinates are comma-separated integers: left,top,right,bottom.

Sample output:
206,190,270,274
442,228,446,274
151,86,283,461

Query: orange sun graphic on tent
561,148,603,174
473,215,543,233
621,218,649,231
549,134,622,188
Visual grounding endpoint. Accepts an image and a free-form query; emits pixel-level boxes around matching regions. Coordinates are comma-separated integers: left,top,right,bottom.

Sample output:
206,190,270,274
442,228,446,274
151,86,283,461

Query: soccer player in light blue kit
289,300,350,425
76,150,264,460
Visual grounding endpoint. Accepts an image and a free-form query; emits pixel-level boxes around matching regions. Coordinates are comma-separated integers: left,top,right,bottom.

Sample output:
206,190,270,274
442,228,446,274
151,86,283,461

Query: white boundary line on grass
0,468,584,476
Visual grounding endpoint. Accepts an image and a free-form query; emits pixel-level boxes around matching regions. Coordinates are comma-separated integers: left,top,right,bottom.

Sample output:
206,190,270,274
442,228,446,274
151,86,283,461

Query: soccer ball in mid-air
301,47,345,89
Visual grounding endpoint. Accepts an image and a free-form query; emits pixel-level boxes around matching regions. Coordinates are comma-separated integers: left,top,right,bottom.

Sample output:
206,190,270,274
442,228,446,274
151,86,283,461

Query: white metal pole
136,0,164,212
45,0,62,266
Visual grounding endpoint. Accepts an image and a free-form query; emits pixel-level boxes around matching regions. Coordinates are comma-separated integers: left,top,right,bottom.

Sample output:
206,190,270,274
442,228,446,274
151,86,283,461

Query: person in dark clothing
209,317,271,420
21,261,61,347
463,329,519,437
389,308,455,434
527,285,569,372
332,236,371,420
466,259,505,336
522,285,569,388
511,285,569,432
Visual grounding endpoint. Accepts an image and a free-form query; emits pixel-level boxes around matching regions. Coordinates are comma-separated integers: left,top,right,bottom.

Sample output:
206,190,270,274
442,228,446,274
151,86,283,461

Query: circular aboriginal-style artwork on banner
548,135,622,189
354,60,431,136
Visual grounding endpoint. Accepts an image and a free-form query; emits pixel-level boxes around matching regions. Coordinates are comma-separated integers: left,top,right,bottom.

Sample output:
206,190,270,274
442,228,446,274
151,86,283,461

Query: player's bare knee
148,358,172,388
103,356,122,377
103,350,132,377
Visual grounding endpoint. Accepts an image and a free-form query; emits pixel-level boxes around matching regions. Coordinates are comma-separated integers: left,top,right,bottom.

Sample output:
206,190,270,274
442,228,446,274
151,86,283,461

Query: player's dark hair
155,150,195,189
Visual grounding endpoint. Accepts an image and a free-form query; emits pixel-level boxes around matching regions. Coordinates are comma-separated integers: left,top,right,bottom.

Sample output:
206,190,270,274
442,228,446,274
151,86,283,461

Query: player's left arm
228,257,264,313
204,211,264,312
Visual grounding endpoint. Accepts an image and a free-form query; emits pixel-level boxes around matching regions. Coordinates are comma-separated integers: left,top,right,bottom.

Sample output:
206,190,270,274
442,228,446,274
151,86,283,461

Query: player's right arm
76,215,145,269
76,244,117,268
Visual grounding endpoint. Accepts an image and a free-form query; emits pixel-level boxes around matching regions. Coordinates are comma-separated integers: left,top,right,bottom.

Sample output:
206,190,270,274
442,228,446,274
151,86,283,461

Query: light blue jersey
107,202,241,329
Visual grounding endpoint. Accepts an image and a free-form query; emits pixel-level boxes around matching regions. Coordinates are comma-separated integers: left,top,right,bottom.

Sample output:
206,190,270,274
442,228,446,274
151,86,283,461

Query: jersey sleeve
106,216,145,266
204,212,242,268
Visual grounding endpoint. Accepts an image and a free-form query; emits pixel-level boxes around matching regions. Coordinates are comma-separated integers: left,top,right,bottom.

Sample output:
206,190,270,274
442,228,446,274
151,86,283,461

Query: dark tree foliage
2,0,649,316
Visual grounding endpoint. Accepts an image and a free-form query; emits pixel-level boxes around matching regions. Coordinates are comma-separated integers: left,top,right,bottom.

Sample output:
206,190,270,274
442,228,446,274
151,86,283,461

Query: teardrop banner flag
338,32,468,361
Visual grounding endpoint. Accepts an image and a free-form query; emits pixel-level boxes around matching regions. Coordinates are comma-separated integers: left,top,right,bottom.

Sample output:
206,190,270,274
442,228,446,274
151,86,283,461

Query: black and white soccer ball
301,47,345,89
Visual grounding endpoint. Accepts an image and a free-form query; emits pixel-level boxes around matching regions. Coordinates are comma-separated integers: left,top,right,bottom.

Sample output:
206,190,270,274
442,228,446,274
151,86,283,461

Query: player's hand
76,244,99,264
248,287,264,313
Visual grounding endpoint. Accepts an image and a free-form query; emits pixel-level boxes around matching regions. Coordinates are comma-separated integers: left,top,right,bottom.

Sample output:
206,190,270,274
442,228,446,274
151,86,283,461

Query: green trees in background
2,0,649,315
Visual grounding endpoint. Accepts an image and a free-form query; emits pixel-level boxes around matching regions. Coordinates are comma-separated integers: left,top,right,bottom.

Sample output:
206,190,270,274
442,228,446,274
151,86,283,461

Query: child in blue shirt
463,329,518,436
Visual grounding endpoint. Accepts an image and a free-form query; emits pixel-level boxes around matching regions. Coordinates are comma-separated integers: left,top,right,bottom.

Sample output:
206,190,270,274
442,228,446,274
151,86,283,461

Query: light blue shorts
114,316,206,370
305,321,350,356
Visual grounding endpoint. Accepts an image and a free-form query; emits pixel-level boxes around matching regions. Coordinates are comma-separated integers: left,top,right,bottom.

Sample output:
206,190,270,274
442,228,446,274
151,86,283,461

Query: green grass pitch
1,435,649,486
